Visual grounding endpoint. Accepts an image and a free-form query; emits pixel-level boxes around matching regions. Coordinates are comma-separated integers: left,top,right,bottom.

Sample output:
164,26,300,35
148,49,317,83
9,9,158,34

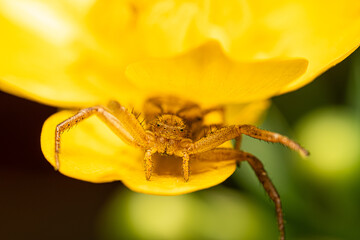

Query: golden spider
54,96,308,240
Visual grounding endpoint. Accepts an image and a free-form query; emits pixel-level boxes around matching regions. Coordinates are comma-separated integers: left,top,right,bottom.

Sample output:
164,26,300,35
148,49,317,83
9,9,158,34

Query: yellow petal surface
224,100,271,125
126,41,308,105
41,110,236,195
122,154,236,196
229,0,360,93
2,0,358,108
134,0,360,92
134,0,250,58
0,0,139,108
41,111,142,182
202,100,271,126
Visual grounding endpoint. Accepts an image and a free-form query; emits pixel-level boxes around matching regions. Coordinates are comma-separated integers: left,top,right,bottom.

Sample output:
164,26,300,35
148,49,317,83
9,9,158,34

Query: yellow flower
0,0,359,195
136,0,360,92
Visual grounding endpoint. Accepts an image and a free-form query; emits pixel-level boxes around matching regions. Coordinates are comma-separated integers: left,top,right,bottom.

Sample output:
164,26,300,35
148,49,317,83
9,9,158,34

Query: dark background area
0,92,119,240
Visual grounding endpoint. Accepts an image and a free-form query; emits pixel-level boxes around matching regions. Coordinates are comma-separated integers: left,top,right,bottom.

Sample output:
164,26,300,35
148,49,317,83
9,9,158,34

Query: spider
55,96,308,240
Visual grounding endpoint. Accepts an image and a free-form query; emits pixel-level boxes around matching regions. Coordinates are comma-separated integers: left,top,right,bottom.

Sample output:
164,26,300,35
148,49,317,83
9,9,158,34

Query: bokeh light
98,187,277,240
296,107,360,178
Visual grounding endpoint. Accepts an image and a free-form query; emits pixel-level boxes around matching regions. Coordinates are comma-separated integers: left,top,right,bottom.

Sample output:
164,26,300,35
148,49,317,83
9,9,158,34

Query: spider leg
233,136,242,167
107,101,149,145
240,150,285,240
182,152,190,181
238,125,308,156
188,124,308,157
194,148,285,240
234,135,242,150
193,124,223,141
144,149,156,180
144,151,190,181
55,104,149,170
201,107,244,151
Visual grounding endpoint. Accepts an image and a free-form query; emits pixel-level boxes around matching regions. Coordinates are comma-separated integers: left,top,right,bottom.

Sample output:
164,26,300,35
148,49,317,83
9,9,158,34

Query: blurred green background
0,50,359,240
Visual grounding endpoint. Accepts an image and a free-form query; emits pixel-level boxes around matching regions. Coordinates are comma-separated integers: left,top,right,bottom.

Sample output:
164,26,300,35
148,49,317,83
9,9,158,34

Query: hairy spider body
54,96,308,240
144,97,203,156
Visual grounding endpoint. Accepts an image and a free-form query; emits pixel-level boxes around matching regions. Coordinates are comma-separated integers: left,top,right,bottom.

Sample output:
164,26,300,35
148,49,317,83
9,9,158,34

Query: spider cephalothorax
54,96,308,240
149,114,188,140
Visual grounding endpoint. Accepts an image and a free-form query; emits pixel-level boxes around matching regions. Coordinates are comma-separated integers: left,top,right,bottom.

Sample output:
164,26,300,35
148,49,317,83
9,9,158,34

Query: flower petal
125,41,308,105
229,0,360,93
133,0,251,58
202,100,271,126
122,154,236,196
0,0,139,108
41,111,143,183
132,0,360,92
0,1,94,107
41,110,237,195
224,100,271,125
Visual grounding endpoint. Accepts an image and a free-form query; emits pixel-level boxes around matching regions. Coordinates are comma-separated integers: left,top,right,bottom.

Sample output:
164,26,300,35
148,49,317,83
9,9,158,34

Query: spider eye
180,129,184,132
157,124,160,127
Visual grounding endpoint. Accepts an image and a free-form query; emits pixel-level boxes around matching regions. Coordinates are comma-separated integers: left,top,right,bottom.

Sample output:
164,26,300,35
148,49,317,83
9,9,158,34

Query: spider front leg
144,150,190,181
188,124,309,157
194,148,285,240
55,103,149,170
182,152,190,181
144,148,156,180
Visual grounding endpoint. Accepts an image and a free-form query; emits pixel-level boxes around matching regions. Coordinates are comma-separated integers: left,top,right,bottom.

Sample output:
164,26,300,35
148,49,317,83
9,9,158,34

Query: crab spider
54,96,308,240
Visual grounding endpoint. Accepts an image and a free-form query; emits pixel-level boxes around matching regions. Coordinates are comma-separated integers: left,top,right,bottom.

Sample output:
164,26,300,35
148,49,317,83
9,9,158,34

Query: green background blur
0,50,359,240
